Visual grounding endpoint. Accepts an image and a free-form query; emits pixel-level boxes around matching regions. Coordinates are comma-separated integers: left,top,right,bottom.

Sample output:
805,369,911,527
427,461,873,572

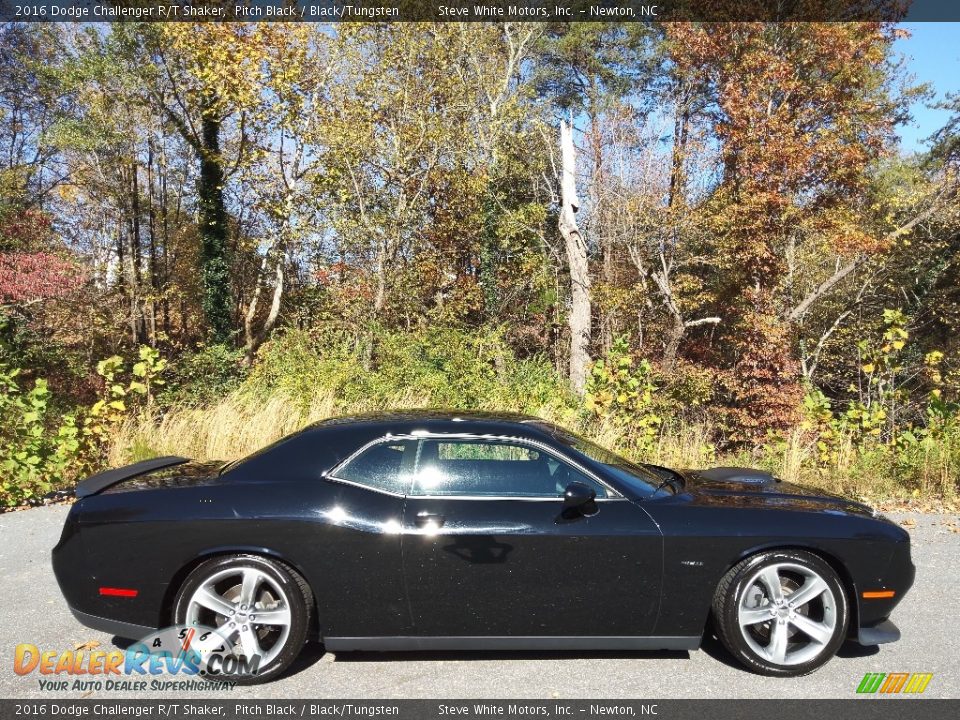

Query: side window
334,440,415,495
410,439,608,498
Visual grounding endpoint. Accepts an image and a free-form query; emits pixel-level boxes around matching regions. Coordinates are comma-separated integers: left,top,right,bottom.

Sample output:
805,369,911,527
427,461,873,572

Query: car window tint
335,441,414,494
410,439,607,498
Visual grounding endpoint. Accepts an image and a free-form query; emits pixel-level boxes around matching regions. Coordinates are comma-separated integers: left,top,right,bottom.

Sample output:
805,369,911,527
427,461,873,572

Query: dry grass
110,392,722,472
108,389,441,465
109,392,337,465
108,390,958,503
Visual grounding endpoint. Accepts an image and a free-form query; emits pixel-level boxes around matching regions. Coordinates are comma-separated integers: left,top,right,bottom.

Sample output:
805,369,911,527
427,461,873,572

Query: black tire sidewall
716,550,848,677
173,554,309,684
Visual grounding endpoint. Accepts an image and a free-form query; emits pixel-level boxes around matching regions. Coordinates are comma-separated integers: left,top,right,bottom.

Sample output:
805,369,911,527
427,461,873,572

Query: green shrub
248,325,578,417
0,367,80,506
585,336,663,456
160,344,246,406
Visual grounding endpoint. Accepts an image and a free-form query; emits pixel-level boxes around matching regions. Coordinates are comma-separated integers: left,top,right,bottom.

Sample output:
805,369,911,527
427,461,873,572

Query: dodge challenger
52,411,914,682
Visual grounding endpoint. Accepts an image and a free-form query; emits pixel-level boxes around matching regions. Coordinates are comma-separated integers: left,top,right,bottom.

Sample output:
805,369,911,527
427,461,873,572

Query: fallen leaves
939,518,960,534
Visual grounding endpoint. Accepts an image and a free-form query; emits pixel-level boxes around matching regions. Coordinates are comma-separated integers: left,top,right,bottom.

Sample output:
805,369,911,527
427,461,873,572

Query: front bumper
856,618,901,646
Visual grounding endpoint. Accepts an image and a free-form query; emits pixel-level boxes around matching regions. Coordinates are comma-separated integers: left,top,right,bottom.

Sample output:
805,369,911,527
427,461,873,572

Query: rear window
335,440,415,495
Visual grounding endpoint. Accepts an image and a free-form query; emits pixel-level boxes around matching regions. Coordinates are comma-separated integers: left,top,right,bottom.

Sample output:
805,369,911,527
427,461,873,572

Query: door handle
415,513,445,529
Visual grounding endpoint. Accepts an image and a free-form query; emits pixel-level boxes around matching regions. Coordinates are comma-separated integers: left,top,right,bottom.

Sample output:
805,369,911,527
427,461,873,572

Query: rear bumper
69,607,154,641
857,618,901,646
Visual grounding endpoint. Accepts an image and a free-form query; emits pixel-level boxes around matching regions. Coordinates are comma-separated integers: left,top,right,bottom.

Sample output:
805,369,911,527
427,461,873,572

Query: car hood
680,466,878,518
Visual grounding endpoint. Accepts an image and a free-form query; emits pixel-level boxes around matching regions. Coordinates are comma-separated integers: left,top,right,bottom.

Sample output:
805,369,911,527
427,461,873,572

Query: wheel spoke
738,607,772,627
759,567,784,603
767,620,789,664
787,576,828,609
789,613,833,645
192,586,235,618
239,569,261,607
237,625,262,659
253,607,291,627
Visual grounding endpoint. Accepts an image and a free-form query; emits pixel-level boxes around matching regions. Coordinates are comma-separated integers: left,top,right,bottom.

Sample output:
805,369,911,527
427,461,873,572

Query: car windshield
532,424,667,497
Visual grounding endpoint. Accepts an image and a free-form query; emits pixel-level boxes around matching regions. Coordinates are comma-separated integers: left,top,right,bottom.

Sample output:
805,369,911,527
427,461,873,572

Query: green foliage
585,337,663,455
2,24,959,508
0,346,172,506
159,344,245,406
248,326,576,417
81,347,168,467
0,367,80,507
799,311,960,499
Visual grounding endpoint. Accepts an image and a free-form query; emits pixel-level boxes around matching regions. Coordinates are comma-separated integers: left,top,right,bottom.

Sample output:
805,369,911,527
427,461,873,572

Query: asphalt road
1,504,956,700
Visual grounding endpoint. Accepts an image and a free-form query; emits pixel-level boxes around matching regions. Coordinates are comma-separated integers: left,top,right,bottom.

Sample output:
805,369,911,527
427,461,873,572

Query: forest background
1,21,958,508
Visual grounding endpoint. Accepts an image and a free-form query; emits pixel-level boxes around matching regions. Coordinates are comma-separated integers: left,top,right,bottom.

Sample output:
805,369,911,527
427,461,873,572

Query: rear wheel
713,550,848,676
173,555,312,684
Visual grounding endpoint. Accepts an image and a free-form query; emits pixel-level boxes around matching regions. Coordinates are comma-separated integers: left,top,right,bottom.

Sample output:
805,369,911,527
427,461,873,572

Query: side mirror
561,482,598,519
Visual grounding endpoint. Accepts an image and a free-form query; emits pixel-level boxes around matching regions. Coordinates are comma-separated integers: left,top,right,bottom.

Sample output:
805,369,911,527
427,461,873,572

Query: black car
52,411,914,682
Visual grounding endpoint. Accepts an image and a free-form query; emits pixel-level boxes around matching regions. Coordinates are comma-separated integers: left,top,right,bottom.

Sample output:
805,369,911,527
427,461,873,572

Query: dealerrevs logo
857,672,934,694
13,625,260,691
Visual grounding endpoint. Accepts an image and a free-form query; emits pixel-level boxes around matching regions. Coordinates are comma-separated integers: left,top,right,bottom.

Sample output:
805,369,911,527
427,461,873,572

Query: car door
400,435,663,639
314,437,417,637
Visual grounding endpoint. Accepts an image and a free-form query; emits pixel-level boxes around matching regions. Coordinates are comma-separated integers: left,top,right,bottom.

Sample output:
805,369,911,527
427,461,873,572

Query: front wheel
712,550,848,676
173,555,312,684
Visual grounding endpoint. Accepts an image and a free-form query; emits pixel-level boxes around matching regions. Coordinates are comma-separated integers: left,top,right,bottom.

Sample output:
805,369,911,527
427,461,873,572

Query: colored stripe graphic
903,673,933,694
857,672,933,694
857,673,886,693
880,673,909,693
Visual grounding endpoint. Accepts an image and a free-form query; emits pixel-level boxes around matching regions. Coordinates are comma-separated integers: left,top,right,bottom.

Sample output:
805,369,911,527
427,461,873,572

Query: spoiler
75,456,190,498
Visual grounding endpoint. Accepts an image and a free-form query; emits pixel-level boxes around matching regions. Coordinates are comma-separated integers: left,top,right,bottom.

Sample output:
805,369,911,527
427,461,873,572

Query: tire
173,555,312,684
712,549,848,677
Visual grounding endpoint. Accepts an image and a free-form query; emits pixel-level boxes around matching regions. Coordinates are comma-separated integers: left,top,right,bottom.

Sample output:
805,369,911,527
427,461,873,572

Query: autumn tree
112,24,276,343
668,23,906,436
233,26,336,363
535,24,659,384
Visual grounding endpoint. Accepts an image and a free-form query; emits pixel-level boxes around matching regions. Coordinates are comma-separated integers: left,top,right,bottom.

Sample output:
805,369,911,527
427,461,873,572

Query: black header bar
2,0,960,23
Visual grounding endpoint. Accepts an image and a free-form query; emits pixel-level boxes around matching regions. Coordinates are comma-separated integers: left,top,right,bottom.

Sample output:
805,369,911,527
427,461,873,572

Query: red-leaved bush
0,252,84,304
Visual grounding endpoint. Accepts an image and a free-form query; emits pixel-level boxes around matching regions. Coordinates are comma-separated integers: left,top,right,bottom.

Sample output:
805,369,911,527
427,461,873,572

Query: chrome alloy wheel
185,566,292,668
737,562,838,666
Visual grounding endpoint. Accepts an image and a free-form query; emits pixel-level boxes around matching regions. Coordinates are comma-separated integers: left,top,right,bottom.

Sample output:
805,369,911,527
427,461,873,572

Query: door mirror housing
561,482,598,519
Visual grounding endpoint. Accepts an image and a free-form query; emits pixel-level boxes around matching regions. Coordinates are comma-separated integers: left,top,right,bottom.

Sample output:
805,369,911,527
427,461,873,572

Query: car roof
222,411,572,483
308,410,559,438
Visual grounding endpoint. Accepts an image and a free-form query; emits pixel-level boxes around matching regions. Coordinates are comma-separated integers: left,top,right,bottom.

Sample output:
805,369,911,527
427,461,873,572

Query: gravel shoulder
0,505,955,699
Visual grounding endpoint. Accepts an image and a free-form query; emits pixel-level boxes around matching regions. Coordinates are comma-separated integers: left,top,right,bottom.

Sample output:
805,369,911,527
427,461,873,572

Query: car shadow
330,648,691,663
114,631,876,677
836,640,880,659
697,629,742,670
697,629,880,669
279,641,328,678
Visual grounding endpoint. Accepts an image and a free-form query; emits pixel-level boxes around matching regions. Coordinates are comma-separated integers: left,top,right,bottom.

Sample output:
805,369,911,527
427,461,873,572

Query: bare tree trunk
243,248,284,365
146,139,159,341
373,240,387,316
121,162,147,344
662,318,686,372
559,119,591,395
